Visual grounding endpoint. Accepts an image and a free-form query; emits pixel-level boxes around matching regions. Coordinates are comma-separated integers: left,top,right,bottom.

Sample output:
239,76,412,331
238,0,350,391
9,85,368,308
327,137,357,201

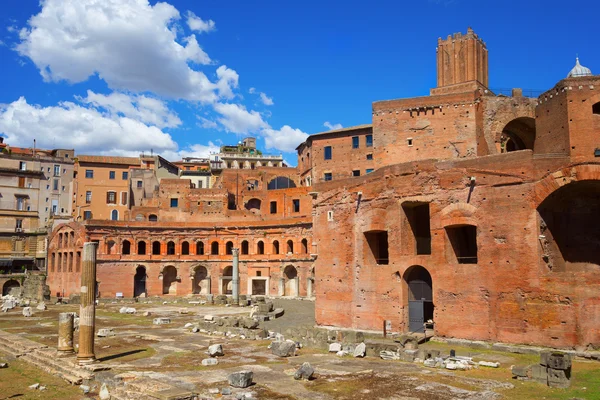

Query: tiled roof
76,155,140,165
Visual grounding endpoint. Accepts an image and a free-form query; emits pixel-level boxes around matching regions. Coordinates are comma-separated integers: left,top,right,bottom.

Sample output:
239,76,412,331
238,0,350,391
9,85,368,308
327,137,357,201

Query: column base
77,356,96,365
57,349,75,357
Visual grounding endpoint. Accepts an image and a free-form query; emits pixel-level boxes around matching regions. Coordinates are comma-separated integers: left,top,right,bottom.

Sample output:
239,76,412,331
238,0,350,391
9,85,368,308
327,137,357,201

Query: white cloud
259,92,274,106
186,11,215,33
248,87,256,94
262,125,308,153
162,142,220,161
197,116,218,129
79,90,181,129
215,65,239,100
0,97,179,155
324,121,343,130
214,103,268,134
16,0,222,102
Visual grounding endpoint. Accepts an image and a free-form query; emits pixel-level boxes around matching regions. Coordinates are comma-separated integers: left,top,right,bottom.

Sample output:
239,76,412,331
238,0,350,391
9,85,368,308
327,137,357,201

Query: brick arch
533,164,600,206
440,202,478,227
490,108,536,152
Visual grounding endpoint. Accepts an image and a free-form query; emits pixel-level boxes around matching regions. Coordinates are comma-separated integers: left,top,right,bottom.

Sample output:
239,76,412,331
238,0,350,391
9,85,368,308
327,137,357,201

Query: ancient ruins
1,27,599,399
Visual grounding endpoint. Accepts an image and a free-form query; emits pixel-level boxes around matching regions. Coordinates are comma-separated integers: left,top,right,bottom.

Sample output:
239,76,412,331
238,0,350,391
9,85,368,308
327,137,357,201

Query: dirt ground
1,298,599,400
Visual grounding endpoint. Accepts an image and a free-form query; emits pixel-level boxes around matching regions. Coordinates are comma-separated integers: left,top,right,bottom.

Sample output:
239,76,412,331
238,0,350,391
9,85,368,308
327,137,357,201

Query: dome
567,57,592,78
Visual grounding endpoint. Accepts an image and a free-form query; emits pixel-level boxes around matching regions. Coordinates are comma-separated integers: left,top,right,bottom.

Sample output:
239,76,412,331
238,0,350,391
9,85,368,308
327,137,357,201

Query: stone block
329,343,341,352
424,359,437,368
531,364,547,385
22,307,32,317
271,341,296,357
228,371,253,388
208,344,224,357
511,365,530,379
478,361,499,368
241,318,259,329
294,362,315,380
545,352,572,370
153,317,171,325
97,328,115,337
547,368,570,388
204,314,214,321
400,352,415,362
36,302,46,311
353,342,366,358
202,358,219,366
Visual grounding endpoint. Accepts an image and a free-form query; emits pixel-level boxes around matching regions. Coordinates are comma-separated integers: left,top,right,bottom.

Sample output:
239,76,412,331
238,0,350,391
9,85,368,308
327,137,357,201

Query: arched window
245,198,261,213
149,214,158,222
196,241,204,255
267,176,297,190
301,238,308,254
287,240,294,254
181,241,190,255
272,240,280,254
107,240,116,254
111,209,119,221
167,241,176,255
211,241,219,255
122,240,131,255
138,241,146,255
152,241,161,255
241,240,249,255
226,241,233,255
257,241,264,255
58,233,63,248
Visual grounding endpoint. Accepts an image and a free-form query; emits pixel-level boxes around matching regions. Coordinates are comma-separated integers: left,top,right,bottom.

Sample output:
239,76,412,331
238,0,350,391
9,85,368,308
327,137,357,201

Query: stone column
294,277,300,298
205,277,211,294
306,277,313,298
279,278,285,297
57,312,74,356
77,242,98,365
232,248,239,304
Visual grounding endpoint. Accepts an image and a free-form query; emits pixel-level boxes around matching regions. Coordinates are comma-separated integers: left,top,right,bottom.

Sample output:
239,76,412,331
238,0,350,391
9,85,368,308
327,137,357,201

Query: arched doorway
193,266,209,294
221,266,232,295
283,265,298,296
111,209,119,221
133,266,147,297
501,117,536,153
162,266,178,295
404,265,433,334
537,180,600,270
2,279,20,296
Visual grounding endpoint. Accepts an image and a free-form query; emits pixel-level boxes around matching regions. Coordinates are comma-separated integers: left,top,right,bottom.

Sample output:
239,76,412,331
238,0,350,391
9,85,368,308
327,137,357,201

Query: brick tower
431,27,488,95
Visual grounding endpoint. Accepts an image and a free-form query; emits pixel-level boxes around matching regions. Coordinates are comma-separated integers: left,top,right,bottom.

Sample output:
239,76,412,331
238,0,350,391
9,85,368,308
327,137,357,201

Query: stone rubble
271,341,296,357
22,307,32,317
294,362,315,380
228,370,253,388
208,344,224,357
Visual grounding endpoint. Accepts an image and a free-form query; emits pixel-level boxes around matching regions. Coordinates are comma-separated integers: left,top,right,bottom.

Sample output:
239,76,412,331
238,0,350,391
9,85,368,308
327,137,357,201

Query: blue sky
0,0,596,165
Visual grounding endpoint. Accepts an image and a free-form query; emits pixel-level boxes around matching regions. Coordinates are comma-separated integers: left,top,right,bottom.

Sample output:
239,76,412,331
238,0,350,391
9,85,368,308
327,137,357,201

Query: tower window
352,136,359,149
324,146,332,160
364,230,389,265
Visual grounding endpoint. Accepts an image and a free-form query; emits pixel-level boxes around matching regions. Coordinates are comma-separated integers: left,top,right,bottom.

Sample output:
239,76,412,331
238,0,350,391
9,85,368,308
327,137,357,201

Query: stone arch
162,265,178,295
221,265,233,295
192,265,210,295
2,279,20,296
272,240,280,254
245,198,261,213
149,214,158,222
286,240,294,254
107,240,117,255
440,202,478,227
500,117,536,152
267,176,296,190
533,164,600,206
282,265,298,296
403,265,433,334
257,240,264,255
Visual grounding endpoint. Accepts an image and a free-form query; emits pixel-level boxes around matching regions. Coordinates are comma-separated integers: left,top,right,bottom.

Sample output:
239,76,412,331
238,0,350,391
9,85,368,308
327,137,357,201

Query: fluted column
77,242,98,365
232,248,239,304
57,312,74,356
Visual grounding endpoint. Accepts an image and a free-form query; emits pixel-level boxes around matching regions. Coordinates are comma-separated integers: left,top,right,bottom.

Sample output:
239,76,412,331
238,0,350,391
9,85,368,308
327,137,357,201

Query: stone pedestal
77,242,98,365
57,312,74,355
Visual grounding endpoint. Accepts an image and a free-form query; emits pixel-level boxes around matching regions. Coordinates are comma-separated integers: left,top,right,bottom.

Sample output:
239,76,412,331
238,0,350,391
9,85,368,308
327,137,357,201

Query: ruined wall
313,153,600,348
373,91,481,168
46,222,86,297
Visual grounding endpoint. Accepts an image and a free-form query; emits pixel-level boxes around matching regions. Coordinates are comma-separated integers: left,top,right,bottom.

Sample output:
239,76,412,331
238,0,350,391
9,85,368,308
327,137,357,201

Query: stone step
24,349,93,381
20,353,85,385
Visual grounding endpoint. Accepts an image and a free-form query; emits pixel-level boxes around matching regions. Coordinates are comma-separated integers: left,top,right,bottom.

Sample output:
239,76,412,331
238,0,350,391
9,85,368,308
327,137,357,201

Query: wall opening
152,241,161,255
211,241,219,255
196,241,204,255
122,240,131,255
257,241,264,255
167,241,176,255
273,240,280,254
501,117,536,152
402,202,432,255
404,265,433,333
222,266,233,294
364,230,389,265
137,241,146,255
446,225,478,264
226,241,234,255
283,265,298,296
241,240,249,255
2,279,20,296
245,198,261,213
287,240,294,254
149,214,158,222
268,177,296,190
593,101,600,115
133,266,146,297
162,266,177,295
537,180,600,270
181,241,190,255
193,266,209,295
301,238,308,254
